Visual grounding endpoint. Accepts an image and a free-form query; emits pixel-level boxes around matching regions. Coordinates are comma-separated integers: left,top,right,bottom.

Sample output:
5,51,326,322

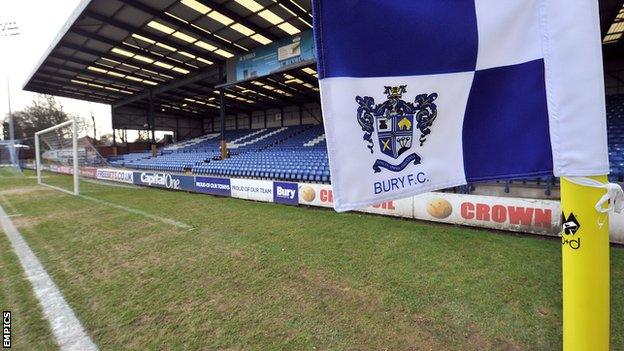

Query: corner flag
313,0,608,211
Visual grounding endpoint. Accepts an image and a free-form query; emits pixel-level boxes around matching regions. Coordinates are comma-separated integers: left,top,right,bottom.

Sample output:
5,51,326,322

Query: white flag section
313,0,608,211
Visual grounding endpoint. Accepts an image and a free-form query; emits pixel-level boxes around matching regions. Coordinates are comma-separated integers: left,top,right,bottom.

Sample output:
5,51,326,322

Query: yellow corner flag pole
561,176,610,351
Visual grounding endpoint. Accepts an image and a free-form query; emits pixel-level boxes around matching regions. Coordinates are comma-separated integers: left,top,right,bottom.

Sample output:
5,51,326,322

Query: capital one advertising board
231,179,273,202
133,172,194,191
297,183,413,217
413,193,561,236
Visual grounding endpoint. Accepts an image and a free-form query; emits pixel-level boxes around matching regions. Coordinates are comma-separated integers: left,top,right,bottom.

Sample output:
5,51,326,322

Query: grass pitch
1,169,624,350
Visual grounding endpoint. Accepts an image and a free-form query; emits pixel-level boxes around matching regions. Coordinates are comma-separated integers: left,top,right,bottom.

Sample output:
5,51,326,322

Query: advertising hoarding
133,172,194,191
231,179,273,202
412,192,560,236
235,30,315,81
79,167,98,179
194,177,231,196
273,181,299,205
298,183,413,217
96,169,134,184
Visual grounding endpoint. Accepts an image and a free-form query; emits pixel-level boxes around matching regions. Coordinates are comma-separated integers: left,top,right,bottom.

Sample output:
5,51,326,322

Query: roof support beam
258,76,318,101
60,42,184,79
176,82,279,110
160,89,253,114
29,80,121,102
42,62,147,90
112,65,220,108
275,1,313,23
38,68,140,94
83,10,225,65
122,0,242,55
72,28,190,70
199,0,279,42
31,87,114,105
287,69,319,88
240,79,307,104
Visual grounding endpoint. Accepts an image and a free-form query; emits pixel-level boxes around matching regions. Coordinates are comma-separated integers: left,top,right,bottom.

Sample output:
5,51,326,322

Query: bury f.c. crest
356,86,438,173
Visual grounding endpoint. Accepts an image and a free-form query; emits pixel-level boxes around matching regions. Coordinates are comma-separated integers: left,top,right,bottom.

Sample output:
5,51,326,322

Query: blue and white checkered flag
313,0,608,211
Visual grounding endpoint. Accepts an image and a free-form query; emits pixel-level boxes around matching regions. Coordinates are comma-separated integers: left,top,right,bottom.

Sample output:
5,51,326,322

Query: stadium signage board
359,198,413,218
57,165,73,175
230,179,273,202
96,169,134,184
298,183,334,208
273,182,299,205
413,192,560,236
299,183,412,216
134,172,194,191
194,177,231,196
36,163,624,244
234,30,315,82
79,167,97,179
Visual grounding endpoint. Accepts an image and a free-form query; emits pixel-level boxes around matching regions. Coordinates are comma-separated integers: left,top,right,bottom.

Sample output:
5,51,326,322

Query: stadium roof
23,0,316,119
23,0,624,119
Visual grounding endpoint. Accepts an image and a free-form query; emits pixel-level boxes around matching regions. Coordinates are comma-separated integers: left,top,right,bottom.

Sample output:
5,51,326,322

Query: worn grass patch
0,169,623,350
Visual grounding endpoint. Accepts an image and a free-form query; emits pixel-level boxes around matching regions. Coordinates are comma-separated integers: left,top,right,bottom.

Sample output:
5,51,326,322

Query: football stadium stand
18,0,624,196
107,95,624,187
109,124,330,182
608,95,624,182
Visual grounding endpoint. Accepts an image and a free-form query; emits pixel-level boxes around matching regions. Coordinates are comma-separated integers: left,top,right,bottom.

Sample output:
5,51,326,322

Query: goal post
35,119,79,196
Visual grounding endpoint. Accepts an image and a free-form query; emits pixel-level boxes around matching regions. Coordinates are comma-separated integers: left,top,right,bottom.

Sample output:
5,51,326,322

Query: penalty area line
79,194,193,230
0,204,98,351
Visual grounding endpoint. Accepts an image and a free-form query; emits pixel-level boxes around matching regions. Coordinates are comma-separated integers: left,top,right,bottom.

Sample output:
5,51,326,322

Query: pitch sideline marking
0,204,99,351
0,193,18,215
79,194,193,230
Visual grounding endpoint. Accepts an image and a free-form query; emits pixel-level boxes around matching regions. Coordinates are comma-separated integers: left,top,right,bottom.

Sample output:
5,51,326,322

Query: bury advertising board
96,168,134,184
133,172,194,191
298,183,413,217
230,179,273,202
412,192,560,236
235,30,315,81
273,181,299,205
194,176,231,196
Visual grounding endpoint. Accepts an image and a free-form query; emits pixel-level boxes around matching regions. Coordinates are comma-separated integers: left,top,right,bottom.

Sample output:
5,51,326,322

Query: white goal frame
35,119,79,196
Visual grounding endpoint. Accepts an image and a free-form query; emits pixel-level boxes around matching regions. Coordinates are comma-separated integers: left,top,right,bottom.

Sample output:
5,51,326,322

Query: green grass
1,169,624,350
0,169,58,350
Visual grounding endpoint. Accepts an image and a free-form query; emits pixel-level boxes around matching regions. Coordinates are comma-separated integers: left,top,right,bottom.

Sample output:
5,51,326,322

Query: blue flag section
313,0,609,211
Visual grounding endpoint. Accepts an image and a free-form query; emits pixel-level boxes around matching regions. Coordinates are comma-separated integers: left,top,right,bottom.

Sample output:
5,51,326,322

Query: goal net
35,119,110,195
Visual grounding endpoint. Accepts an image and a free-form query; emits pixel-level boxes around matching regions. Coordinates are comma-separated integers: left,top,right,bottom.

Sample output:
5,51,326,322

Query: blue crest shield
356,86,438,173
375,113,414,159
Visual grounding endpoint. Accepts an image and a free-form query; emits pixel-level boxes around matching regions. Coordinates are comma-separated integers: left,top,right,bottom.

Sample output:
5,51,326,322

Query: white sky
0,0,113,139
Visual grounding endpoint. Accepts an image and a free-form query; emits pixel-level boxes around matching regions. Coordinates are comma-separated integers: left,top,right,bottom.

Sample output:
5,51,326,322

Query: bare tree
4,95,90,140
